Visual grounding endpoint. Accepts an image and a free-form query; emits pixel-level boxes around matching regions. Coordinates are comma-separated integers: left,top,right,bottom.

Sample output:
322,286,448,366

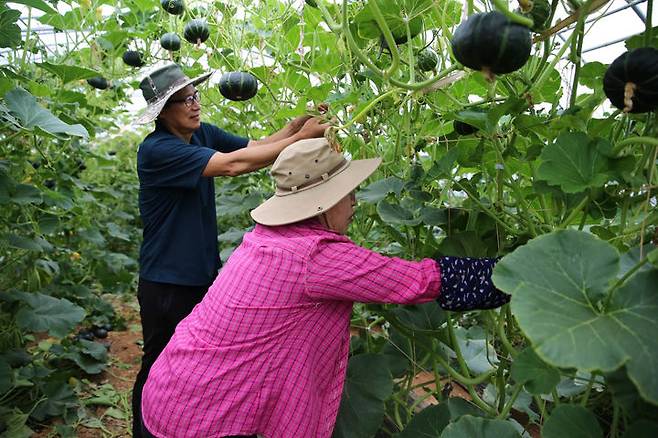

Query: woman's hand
295,117,330,140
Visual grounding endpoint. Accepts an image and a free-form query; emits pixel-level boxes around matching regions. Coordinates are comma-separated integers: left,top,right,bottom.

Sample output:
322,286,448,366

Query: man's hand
286,114,314,136
286,103,330,136
295,117,330,140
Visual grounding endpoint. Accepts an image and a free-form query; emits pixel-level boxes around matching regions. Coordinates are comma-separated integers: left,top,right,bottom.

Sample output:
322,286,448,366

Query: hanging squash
417,48,438,72
218,72,258,101
122,50,145,67
184,19,210,46
161,0,184,15
160,33,181,51
603,47,658,114
86,76,110,90
451,11,531,80
518,0,552,33
453,120,478,135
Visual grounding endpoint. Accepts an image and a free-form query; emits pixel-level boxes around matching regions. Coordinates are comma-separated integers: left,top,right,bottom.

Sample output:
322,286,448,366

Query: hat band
146,76,191,104
275,159,349,196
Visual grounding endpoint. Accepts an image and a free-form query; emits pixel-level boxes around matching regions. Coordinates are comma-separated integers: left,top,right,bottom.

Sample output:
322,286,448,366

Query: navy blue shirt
137,122,249,286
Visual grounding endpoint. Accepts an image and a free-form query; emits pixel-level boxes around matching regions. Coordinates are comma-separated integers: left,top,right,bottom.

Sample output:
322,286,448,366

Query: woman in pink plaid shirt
140,138,509,438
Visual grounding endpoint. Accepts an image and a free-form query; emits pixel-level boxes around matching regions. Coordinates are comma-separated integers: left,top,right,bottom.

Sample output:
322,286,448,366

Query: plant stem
367,0,400,78
558,194,589,229
646,0,654,46
497,383,523,419
604,257,649,309
491,0,535,27
21,8,32,70
568,0,595,108
612,136,658,156
335,88,403,132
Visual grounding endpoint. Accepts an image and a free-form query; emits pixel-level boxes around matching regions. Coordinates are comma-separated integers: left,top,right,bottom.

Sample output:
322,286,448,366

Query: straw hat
251,138,381,226
134,63,212,125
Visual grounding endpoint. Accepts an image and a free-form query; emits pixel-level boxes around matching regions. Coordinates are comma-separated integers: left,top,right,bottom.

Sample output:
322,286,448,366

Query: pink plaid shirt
141,219,441,438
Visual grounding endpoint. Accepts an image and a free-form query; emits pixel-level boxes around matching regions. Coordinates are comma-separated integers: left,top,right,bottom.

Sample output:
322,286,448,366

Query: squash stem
558,194,589,228
491,0,535,28
646,0,654,45
568,0,595,108
367,0,400,78
340,0,385,78
611,136,658,156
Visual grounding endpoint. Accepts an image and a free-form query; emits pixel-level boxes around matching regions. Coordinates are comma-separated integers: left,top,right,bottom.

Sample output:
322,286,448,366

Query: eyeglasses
168,90,201,107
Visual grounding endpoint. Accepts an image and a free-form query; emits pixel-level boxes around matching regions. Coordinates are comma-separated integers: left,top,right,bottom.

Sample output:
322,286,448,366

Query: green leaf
7,0,57,14
15,292,86,338
493,230,658,405
578,62,607,89
0,7,21,48
0,357,12,393
0,408,33,438
10,183,42,204
333,353,393,438
622,420,658,438
398,398,482,438
36,62,99,84
626,26,658,50
31,379,77,421
6,234,51,252
391,302,446,334
537,132,613,193
4,87,89,139
542,405,602,438
359,177,405,203
440,415,521,438
450,327,498,374
511,348,560,394
377,200,421,225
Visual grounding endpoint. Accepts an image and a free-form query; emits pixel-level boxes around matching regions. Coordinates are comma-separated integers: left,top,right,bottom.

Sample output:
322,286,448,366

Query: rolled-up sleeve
304,237,441,304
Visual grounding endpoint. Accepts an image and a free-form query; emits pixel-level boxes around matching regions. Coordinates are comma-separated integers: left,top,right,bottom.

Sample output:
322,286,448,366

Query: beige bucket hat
135,63,212,125
251,138,382,226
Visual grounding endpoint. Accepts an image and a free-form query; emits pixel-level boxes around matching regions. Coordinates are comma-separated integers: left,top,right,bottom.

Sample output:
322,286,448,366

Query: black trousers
132,278,210,438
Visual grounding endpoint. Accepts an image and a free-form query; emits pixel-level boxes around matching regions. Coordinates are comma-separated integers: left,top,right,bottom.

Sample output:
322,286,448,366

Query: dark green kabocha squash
184,19,210,45
122,50,145,67
453,120,478,135
518,0,552,33
603,47,658,114
160,33,181,51
218,72,258,101
161,0,184,15
451,11,532,80
86,76,110,90
417,48,438,72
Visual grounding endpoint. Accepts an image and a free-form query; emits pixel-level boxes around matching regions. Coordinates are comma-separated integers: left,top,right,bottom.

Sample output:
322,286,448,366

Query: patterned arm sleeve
305,238,441,304
435,256,510,311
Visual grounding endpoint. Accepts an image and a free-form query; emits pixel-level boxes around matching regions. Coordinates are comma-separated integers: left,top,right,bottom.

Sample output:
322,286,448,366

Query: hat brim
134,72,213,125
250,157,382,226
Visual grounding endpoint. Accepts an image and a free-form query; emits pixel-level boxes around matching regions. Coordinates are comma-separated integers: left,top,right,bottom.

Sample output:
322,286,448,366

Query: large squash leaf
440,415,520,438
537,132,612,193
4,87,89,139
493,230,658,405
511,348,560,395
0,7,21,48
36,62,99,84
332,353,393,438
398,398,482,438
15,292,86,338
542,405,602,438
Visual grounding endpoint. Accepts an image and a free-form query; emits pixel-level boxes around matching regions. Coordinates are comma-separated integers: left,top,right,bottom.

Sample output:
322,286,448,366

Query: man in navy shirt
132,63,328,437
